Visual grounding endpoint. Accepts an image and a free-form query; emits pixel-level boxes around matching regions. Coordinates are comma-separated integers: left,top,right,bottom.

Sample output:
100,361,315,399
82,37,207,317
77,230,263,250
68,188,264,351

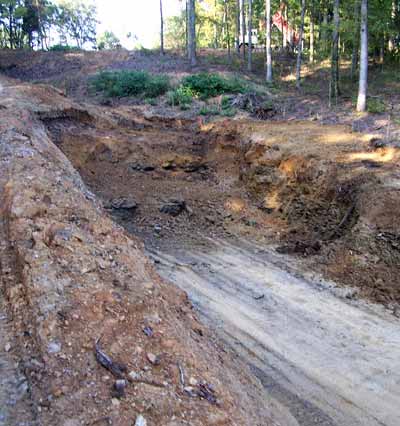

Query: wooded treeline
167,0,399,62
0,0,97,49
166,0,399,110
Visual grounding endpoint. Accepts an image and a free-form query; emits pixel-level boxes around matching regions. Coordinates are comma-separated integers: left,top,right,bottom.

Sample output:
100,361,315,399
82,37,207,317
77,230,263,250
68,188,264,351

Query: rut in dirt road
151,238,400,426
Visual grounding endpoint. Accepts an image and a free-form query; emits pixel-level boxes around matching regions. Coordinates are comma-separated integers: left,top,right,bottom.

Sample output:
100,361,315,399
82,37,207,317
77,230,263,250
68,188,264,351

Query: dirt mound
0,80,278,425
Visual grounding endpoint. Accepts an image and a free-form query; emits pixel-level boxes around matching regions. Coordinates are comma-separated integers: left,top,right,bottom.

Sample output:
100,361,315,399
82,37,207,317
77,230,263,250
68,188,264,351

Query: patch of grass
199,101,237,117
221,95,231,109
145,98,158,106
167,85,196,108
221,107,237,117
199,105,220,116
182,72,244,99
91,70,170,98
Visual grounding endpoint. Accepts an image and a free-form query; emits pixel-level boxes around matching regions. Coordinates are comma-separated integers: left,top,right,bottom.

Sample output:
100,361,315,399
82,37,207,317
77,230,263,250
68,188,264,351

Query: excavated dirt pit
42,107,400,307
2,79,400,426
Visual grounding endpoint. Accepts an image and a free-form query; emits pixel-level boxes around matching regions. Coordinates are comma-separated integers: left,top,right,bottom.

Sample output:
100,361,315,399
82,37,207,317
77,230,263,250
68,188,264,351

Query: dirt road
151,238,400,426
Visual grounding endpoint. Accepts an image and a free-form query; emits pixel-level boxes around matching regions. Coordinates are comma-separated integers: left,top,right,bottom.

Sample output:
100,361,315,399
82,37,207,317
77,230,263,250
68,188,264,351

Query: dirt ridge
0,79,278,425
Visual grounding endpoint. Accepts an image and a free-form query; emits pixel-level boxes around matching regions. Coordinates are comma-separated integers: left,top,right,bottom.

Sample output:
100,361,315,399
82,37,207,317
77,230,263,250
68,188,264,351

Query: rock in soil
160,199,186,216
110,197,138,210
135,415,147,426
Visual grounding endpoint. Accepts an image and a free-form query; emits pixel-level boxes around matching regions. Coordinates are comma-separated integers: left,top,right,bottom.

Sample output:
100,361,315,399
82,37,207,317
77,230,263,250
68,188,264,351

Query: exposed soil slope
42,99,400,307
0,79,276,425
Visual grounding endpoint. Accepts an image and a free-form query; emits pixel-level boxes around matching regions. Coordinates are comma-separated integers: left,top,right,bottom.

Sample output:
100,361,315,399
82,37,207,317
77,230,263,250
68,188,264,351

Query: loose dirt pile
0,79,277,425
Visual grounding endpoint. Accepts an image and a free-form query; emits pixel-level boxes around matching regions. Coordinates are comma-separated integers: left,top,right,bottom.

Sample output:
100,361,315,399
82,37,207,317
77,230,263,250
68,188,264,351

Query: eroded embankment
41,99,400,308
0,81,277,425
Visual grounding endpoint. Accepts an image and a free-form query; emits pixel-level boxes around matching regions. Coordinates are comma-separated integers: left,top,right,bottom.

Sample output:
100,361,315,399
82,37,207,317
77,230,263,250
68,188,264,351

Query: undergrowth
91,70,170,98
167,85,196,108
49,44,81,52
181,72,244,99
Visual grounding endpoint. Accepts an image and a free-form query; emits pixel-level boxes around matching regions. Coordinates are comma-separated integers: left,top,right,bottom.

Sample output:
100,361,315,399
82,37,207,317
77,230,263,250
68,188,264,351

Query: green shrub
49,44,81,52
199,105,220,116
145,98,158,106
91,70,170,98
367,98,386,114
182,73,244,99
221,107,237,117
199,104,237,117
167,85,196,107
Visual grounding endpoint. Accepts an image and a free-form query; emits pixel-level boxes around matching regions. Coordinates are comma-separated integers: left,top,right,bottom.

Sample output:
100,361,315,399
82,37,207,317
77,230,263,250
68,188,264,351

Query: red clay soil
41,100,400,309
0,79,277,425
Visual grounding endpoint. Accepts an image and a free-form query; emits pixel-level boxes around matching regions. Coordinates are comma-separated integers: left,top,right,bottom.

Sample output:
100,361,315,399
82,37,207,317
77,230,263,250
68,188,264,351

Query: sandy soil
152,238,400,426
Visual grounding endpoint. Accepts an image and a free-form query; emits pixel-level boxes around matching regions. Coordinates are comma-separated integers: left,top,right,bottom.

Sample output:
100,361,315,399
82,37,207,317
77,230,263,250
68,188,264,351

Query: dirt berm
0,80,278,425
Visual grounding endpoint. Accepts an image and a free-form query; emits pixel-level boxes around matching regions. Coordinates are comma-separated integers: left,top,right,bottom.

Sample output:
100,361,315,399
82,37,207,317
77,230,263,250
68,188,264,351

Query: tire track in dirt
150,238,400,426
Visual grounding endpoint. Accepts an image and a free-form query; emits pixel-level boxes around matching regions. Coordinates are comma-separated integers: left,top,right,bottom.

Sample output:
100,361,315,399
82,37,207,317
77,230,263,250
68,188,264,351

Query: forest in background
1,0,399,111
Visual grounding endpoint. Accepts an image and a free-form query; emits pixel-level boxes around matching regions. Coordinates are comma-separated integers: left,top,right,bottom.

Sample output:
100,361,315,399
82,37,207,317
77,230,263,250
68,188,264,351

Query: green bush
91,70,170,98
49,44,81,52
199,105,220,116
367,98,386,114
199,104,237,117
167,85,196,107
182,73,244,99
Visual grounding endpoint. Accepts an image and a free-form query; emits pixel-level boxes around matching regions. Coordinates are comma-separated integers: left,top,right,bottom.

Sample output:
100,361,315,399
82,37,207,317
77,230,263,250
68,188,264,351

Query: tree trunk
310,0,315,63
236,0,241,54
160,0,164,55
247,0,252,71
224,0,231,60
281,5,285,49
296,0,306,90
214,0,218,49
380,34,385,64
329,0,340,106
357,0,368,112
285,3,290,48
187,0,196,66
8,5,14,49
241,0,246,60
185,0,189,53
351,0,360,80
266,0,272,82
322,9,328,54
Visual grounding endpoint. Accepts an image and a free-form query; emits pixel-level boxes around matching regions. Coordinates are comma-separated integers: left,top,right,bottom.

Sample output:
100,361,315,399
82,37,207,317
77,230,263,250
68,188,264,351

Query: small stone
110,197,138,210
135,414,147,426
189,377,198,386
183,386,197,397
205,215,215,224
160,199,186,217
128,371,139,381
47,341,61,354
111,398,120,407
146,352,160,365
113,379,127,398
129,163,155,172
161,160,176,170
5,343,11,352
143,326,153,337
